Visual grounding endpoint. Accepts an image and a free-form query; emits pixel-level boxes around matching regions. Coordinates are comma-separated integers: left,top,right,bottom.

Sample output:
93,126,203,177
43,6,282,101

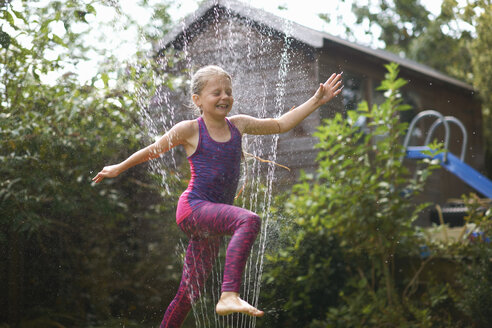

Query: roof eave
155,0,475,92
322,37,474,92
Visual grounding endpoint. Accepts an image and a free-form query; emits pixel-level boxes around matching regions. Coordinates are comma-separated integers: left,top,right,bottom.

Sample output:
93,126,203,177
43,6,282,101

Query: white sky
54,0,369,84
11,0,444,85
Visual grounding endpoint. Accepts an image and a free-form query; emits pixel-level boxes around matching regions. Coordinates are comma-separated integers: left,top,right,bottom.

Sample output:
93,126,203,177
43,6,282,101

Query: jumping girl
92,65,343,327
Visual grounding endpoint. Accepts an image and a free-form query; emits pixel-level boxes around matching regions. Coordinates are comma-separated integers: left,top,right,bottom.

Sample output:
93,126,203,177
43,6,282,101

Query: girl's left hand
313,72,343,106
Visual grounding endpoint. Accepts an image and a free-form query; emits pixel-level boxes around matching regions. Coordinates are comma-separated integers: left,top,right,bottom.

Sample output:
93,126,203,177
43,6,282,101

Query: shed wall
162,10,486,226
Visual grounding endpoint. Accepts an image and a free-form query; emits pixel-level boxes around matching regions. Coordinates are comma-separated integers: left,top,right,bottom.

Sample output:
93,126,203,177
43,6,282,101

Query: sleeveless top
176,116,242,224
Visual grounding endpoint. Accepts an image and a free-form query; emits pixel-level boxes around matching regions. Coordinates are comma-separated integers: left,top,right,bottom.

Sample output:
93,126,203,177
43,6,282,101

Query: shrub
261,63,444,327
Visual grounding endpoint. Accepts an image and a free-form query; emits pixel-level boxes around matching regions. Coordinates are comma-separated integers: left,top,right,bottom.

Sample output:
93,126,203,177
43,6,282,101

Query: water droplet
153,5,298,326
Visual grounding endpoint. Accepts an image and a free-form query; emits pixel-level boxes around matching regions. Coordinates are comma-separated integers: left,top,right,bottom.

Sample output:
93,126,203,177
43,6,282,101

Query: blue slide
406,146,492,199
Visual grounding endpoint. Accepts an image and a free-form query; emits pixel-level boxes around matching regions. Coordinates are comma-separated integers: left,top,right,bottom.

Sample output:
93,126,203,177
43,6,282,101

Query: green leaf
357,100,369,112
51,34,67,47
11,9,27,24
86,4,96,14
318,13,330,23
75,10,88,23
0,30,11,49
3,10,15,28
32,67,40,81
101,72,109,88
396,104,412,112
393,77,408,89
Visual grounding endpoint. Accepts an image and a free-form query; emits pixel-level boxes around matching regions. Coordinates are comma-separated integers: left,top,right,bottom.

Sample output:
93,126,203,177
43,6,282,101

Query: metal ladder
402,110,468,162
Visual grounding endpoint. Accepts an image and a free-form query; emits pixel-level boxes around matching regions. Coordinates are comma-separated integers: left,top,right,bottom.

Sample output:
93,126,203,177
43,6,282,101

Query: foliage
260,63,448,327
0,0,188,326
266,62,492,327
259,215,347,328
313,62,443,326
261,62,492,327
456,194,492,328
470,1,492,178
351,0,431,53
136,0,173,43
320,0,473,84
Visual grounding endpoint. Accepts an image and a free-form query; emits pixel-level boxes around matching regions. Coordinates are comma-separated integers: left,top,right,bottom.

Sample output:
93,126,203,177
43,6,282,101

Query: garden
1,1,492,327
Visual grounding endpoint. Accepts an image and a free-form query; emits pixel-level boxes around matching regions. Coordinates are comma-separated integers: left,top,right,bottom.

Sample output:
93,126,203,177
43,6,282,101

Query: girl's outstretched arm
92,120,196,183
232,72,343,135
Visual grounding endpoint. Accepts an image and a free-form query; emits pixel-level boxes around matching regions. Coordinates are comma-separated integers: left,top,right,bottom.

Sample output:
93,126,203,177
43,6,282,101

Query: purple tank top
176,117,242,223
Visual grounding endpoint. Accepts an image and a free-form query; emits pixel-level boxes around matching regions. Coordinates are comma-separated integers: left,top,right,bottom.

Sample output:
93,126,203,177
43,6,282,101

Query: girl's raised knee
245,213,261,234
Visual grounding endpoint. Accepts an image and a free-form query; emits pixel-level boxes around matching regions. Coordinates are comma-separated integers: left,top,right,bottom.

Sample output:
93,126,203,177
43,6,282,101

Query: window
400,89,420,124
341,72,365,113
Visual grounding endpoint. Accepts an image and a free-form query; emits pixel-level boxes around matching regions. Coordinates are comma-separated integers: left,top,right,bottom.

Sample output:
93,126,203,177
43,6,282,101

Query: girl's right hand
312,72,343,106
92,164,121,183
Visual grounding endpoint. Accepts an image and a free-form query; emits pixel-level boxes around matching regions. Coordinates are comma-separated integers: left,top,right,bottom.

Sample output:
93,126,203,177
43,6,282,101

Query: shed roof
157,0,474,91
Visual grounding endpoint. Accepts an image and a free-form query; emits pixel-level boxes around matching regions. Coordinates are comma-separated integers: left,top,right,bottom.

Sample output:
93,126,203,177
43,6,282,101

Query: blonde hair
190,65,232,115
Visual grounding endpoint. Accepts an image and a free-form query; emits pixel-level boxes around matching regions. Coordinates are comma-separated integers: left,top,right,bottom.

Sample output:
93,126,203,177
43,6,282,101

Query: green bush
260,63,448,327
456,195,492,328
260,225,347,327
0,2,186,326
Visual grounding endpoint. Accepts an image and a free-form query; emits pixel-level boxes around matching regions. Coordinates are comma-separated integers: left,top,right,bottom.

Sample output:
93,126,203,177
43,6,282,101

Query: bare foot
216,292,264,317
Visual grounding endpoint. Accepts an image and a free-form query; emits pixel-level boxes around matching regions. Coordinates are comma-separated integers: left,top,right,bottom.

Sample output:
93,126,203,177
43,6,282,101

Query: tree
1,1,187,326
319,0,473,82
469,0,492,178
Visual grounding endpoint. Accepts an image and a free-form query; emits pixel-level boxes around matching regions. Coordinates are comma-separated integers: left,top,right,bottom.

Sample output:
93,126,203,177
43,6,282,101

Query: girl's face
193,75,233,118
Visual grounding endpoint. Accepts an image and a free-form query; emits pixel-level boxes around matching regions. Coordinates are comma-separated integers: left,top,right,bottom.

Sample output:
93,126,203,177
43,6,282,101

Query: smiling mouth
217,104,229,109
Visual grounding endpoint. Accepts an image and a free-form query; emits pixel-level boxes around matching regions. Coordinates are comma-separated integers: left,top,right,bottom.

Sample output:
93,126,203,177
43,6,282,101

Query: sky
79,0,366,82
13,0,444,85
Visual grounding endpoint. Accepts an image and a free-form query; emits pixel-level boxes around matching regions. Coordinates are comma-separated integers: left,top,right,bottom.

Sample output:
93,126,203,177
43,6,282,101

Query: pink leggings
160,202,261,328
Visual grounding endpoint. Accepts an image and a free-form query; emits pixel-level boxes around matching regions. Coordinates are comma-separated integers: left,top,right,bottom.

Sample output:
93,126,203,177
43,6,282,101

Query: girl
92,65,343,327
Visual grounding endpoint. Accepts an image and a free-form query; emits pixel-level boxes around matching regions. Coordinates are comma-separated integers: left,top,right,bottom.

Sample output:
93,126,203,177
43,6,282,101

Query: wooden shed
157,0,485,224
